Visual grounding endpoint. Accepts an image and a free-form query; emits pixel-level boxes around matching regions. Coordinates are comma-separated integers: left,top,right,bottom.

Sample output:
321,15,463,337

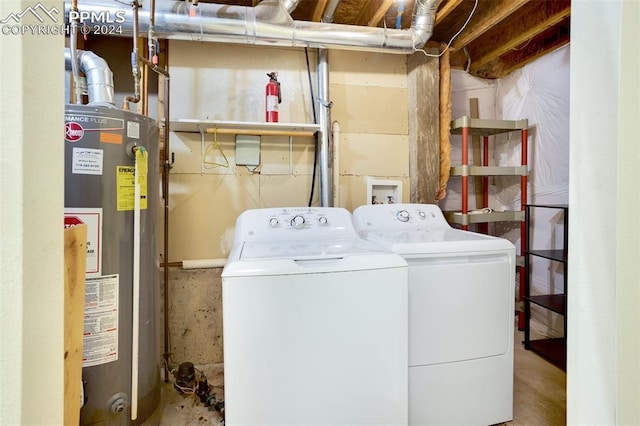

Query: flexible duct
64,48,115,106
65,0,437,54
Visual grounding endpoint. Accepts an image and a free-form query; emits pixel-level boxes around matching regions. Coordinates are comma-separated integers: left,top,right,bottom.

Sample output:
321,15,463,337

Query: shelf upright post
518,127,529,330
524,205,531,341
461,125,469,231
480,135,490,234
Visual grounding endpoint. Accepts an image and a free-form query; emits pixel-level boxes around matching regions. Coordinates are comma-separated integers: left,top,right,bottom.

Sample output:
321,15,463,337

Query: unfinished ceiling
201,0,571,79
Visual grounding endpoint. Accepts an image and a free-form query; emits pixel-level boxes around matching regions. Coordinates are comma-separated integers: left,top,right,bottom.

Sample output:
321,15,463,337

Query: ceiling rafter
311,0,328,22
435,0,463,25
356,0,395,27
449,0,529,52
468,0,571,72
474,20,570,79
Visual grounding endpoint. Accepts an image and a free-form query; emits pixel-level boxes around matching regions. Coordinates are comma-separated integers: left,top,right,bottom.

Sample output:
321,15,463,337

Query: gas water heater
64,104,160,425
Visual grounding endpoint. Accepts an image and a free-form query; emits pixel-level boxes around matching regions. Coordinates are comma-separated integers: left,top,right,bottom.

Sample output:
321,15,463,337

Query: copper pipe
124,0,141,110
162,67,171,383
141,57,148,115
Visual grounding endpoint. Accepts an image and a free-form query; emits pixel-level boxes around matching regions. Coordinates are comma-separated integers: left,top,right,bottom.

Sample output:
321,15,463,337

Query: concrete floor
157,327,566,426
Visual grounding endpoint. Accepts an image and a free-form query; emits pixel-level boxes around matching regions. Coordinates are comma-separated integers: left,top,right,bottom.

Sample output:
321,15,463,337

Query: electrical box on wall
235,135,261,171
367,178,403,205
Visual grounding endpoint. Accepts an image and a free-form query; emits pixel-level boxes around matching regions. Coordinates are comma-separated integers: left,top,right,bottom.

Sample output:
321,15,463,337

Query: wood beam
311,0,328,22
436,0,463,25
449,0,529,52
356,0,394,26
468,0,570,72
409,47,441,203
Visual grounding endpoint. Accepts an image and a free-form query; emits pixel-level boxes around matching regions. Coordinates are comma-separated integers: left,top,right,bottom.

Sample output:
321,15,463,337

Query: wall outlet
366,178,402,205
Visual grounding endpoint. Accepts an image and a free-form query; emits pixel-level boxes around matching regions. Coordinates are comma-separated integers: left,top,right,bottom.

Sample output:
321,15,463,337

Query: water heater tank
64,104,160,425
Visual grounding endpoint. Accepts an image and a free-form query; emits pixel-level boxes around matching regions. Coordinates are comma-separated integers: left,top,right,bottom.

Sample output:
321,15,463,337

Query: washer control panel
236,207,357,241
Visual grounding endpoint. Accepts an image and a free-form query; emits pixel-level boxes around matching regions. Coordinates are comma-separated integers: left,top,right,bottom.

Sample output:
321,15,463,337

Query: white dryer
353,203,515,426
222,207,408,425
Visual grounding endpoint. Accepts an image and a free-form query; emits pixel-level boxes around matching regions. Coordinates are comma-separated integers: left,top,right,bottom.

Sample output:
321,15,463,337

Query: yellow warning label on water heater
116,154,148,211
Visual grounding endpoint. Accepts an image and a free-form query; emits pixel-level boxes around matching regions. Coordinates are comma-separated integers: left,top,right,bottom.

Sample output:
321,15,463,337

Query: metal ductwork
280,0,301,13
66,0,437,54
64,48,115,106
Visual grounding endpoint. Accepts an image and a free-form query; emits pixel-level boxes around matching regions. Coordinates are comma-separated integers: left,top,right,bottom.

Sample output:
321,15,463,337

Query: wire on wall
305,47,319,207
415,0,478,59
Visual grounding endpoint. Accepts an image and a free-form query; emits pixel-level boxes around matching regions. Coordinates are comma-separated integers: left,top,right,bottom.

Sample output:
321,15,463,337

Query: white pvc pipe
182,258,227,269
131,151,142,421
332,121,341,206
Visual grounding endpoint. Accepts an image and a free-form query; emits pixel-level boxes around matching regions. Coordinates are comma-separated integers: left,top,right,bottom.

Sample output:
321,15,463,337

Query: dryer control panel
353,203,450,231
234,207,357,241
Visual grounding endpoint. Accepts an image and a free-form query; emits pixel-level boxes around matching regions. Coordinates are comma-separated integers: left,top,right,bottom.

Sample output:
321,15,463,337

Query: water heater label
116,164,147,211
83,274,119,367
72,147,103,175
127,121,140,139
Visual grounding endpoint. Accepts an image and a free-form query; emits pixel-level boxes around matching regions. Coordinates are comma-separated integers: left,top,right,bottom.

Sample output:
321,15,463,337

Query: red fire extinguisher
265,72,281,123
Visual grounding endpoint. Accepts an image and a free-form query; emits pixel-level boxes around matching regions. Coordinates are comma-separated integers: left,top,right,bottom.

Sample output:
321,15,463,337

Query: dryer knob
417,211,426,219
269,217,280,228
396,210,410,222
291,215,306,228
318,216,328,226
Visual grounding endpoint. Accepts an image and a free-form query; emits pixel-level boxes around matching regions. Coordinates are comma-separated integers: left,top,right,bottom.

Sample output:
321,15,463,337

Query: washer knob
417,211,426,219
268,217,279,228
291,215,306,228
396,210,410,222
318,216,328,226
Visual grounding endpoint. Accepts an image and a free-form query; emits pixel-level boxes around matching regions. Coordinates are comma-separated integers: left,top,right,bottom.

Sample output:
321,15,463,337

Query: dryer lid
360,228,514,254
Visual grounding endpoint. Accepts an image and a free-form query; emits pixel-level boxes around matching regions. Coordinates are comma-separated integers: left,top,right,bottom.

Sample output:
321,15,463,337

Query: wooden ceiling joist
474,21,570,79
435,0,463,25
449,0,529,52
468,0,571,72
311,0,328,22
356,0,395,27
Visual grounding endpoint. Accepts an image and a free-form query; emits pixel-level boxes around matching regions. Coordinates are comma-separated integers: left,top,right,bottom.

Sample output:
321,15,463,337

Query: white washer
222,207,408,425
353,203,515,426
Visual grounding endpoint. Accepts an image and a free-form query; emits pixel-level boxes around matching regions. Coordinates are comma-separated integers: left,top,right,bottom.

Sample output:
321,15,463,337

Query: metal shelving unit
524,204,568,370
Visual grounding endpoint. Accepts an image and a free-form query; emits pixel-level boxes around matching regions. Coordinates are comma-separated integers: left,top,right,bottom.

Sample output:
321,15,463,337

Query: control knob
268,217,280,228
318,216,328,226
291,215,306,228
396,210,410,222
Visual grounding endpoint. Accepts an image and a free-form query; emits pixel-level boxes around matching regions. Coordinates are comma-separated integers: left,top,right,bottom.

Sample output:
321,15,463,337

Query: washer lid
222,237,407,277
360,228,514,255
238,237,387,260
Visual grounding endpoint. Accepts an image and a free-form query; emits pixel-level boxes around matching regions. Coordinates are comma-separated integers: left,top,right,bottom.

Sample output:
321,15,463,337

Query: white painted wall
0,0,64,423
569,0,640,423
615,1,640,421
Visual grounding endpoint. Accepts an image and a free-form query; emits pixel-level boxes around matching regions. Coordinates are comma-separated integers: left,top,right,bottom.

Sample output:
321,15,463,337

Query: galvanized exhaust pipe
64,0,437,54
64,48,115,107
